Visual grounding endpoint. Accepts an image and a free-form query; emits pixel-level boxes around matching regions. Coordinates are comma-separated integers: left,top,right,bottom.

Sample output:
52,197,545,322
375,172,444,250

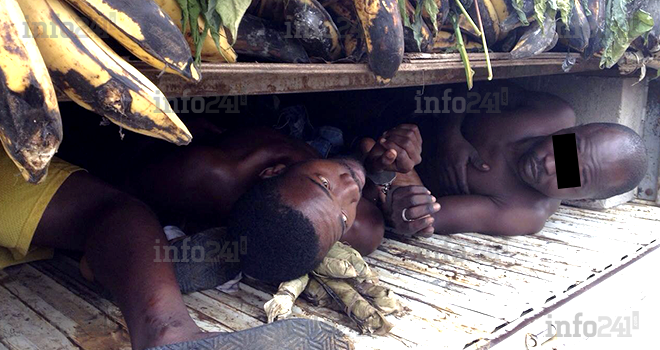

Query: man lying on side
378,84,647,236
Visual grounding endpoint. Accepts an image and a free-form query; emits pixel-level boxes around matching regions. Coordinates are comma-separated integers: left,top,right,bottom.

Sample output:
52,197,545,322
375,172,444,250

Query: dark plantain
235,14,310,63
353,0,405,83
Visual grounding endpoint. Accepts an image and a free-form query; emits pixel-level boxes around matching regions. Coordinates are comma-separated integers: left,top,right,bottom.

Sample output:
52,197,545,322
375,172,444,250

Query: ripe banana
17,0,192,145
63,0,200,82
511,13,558,59
235,14,310,63
489,0,510,25
468,0,502,43
324,0,366,61
498,0,535,36
353,0,405,83
0,0,62,183
153,0,237,63
254,0,343,61
430,30,482,52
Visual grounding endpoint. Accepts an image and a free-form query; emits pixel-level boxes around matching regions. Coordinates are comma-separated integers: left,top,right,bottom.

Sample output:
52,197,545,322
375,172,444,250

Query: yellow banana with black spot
64,0,200,82
0,0,62,183
430,30,481,52
498,0,535,35
153,0,237,63
353,0,405,83
467,0,501,43
511,12,558,58
17,0,192,145
324,0,367,60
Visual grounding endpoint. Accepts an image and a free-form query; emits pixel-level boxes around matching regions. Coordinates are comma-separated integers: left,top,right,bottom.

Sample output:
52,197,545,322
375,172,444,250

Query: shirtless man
380,84,647,236
60,110,437,285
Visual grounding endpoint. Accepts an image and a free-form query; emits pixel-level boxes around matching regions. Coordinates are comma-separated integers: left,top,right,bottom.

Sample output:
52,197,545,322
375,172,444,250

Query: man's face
276,158,366,255
517,124,631,199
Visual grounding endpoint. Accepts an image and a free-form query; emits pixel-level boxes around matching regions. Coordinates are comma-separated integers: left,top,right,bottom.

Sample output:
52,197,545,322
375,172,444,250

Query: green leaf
513,0,530,26
175,0,190,32
582,0,591,17
601,8,655,68
204,0,229,61
188,0,203,63
534,0,548,30
215,0,251,44
451,12,474,89
399,0,412,28
556,0,572,25
423,0,440,32
411,14,425,48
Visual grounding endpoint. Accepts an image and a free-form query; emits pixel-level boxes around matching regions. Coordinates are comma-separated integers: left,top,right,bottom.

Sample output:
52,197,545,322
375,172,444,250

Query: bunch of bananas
1,0,205,183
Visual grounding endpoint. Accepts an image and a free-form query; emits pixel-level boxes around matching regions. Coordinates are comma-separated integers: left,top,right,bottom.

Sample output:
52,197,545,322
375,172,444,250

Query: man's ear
259,164,287,179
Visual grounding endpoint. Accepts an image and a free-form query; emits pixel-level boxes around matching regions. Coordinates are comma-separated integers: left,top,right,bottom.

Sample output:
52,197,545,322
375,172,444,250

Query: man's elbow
494,218,546,236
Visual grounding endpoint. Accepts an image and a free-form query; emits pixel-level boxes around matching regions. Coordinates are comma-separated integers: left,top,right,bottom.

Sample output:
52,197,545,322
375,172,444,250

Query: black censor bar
552,133,581,189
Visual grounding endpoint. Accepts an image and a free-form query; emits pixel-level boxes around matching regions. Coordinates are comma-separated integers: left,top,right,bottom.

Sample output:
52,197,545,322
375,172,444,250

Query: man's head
227,157,366,283
517,123,647,200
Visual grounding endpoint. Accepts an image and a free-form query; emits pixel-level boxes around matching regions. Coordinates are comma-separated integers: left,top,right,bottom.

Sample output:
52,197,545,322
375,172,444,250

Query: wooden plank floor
0,202,658,350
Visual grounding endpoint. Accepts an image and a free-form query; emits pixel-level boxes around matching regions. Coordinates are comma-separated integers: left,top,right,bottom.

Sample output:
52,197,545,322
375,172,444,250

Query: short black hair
227,176,323,283
590,123,648,200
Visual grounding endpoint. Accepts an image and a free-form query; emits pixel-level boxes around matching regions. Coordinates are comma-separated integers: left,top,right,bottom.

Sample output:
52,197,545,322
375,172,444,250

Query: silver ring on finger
401,208,414,222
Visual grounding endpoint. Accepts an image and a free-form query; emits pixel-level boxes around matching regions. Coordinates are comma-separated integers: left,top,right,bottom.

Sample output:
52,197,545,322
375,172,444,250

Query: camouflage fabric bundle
263,242,407,335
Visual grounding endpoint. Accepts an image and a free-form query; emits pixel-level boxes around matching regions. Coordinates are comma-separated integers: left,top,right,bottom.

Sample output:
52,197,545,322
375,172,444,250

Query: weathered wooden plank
0,202,656,350
31,259,127,329
0,284,79,350
182,292,264,331
3,265,131,350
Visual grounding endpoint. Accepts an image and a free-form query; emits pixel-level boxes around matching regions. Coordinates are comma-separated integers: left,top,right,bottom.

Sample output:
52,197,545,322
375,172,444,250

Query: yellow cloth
0,150,83,269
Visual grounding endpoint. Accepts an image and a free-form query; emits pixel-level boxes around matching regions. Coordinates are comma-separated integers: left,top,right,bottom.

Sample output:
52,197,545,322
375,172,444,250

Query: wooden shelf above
57,52,602,100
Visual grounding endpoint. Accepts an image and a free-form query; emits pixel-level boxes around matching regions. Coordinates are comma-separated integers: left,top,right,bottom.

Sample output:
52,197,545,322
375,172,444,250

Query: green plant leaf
556,0,572,25
513,0,530,26
451,12,474,89
399,0,412,28
424,0,440,32
534,0,547,29
215,0,251,44
601,8,654,68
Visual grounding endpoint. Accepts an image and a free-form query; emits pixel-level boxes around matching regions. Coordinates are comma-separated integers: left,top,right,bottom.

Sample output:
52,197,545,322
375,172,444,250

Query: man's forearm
430,195,545,236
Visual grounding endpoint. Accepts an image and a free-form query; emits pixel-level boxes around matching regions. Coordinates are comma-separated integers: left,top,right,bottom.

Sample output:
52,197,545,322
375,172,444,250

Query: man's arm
432,195,548,236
